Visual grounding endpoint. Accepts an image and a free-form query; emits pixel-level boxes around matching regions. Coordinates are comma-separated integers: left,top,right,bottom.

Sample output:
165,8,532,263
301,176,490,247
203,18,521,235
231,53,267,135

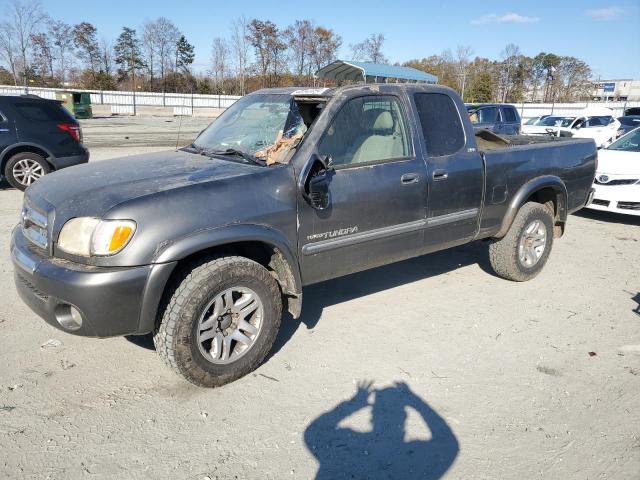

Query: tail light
57,123,82,143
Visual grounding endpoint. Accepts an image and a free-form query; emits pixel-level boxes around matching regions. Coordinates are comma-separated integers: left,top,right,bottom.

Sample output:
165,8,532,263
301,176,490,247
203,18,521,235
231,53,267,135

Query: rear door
413,92,483,247
297,94,429,284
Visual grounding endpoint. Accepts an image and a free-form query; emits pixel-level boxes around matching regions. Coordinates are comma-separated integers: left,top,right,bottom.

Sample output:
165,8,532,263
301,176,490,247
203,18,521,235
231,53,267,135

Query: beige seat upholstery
352,110,405,164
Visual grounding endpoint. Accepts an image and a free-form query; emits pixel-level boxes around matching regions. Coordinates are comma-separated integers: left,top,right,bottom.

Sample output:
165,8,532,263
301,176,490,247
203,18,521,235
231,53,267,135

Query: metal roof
316,60,438,83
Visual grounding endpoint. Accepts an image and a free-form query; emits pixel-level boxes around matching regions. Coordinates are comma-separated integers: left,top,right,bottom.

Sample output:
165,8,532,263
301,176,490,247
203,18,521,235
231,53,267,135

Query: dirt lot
0,116,639,479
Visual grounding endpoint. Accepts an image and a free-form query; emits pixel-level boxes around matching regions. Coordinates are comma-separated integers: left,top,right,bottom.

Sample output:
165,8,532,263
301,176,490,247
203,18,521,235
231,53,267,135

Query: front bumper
585,184,640,216
11,227,175,337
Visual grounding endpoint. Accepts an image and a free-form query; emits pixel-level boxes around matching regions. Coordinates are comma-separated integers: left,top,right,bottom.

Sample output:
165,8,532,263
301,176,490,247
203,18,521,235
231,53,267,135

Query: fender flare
495,175,568,238
137,224,303,331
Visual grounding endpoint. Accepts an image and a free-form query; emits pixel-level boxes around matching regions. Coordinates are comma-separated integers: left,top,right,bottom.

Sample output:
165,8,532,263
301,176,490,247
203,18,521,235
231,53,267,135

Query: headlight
57,217,136,257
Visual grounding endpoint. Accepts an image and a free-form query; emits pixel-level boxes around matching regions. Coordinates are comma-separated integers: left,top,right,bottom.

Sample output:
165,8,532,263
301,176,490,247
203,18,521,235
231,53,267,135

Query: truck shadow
127,241,494,354
304,380,459,480
269,241,494,360
573,208,640,226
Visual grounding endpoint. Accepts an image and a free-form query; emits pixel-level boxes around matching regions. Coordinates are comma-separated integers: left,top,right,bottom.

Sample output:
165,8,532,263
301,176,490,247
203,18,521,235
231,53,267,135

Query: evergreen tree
114,27,144,86
175,35,194,73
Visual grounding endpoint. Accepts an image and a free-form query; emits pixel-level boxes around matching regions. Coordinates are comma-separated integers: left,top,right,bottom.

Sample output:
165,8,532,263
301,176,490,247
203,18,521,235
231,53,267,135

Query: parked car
466,103,521,134
522,115,550,127
0,95,89,190
616,116,640,137
587,127,640,216
11,84,596,387
522,115,577,136
625,107,640,116
522,109,620,148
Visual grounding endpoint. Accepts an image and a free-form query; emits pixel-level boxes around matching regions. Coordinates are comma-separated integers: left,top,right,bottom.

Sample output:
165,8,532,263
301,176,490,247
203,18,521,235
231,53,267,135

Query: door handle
401,173,419,185
433,169,448,181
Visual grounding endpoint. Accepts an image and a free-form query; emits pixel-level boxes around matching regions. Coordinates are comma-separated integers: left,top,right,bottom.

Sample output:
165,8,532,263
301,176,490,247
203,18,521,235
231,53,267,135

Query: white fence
517,101,639,118
1,84,638,118
0,85,241,116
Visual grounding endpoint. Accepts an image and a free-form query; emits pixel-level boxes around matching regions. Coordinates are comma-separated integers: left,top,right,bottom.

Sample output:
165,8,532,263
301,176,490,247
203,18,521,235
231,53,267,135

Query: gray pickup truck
11,85,597,387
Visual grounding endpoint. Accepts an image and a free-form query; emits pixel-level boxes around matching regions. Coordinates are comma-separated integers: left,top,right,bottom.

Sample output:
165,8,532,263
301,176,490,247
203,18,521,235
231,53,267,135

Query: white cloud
470,12,541,25
585,7,623,21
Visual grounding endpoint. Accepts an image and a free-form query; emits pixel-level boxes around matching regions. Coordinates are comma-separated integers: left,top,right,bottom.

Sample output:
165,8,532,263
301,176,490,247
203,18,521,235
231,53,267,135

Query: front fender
153,222,302,290
496,175,568,238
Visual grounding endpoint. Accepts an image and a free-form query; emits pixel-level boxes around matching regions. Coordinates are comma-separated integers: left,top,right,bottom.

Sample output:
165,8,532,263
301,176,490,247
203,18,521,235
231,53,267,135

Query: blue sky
16,0,640,78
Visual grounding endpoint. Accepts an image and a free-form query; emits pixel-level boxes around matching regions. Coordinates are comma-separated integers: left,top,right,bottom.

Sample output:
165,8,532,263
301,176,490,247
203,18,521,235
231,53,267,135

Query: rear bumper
51,148,89,170
11,227,175,337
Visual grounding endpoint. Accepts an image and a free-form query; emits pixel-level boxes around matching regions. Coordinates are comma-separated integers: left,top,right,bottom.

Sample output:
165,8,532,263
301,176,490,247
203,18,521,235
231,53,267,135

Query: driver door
297,94,428,285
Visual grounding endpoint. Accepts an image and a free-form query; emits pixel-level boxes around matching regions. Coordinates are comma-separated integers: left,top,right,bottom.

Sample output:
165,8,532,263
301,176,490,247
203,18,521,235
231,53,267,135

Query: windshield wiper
205,148,266,166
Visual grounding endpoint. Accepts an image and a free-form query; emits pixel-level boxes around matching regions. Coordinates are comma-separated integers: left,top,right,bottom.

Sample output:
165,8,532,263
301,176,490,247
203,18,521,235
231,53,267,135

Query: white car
587,127,640,216
522,107,621,148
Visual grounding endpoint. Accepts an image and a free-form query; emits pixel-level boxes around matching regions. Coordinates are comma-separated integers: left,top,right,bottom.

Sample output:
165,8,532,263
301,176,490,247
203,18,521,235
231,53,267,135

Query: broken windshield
192,93,307,165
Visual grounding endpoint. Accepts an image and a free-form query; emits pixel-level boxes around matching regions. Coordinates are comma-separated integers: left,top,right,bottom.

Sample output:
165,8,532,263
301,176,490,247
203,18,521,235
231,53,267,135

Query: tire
489,202,555,282
5,152,51,191
154,256,283,387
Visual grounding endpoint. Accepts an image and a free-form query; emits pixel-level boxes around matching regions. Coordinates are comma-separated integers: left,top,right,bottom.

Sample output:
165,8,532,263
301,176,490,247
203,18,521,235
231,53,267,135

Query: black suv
0,95,89,190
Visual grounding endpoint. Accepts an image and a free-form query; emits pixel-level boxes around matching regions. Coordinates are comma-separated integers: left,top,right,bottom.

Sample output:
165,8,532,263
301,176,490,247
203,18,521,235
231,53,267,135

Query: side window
14,102,72,122
477,107,499,124
414,93,465,157
318,95,410,167
503,108,517,122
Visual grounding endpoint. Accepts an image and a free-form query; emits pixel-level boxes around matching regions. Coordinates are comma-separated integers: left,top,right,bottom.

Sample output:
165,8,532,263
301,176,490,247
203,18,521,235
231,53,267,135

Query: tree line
0,0,595,102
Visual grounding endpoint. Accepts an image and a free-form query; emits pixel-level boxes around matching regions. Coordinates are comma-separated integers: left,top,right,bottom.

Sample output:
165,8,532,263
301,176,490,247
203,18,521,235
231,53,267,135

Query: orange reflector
109,226,133,252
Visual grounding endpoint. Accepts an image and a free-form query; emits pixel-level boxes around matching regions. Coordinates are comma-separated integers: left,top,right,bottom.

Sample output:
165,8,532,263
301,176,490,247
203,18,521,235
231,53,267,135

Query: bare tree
30,32,54,81
0,22,20,84
498,43,521,102
309,27,341,76
350,33,386,63
142,20,157,89
153,17,180,87
49,20,73,83
5,0,46,86
210,37,229,93
231,16,250,94
100,37,114,76
454,45,474,100
284,19,314,78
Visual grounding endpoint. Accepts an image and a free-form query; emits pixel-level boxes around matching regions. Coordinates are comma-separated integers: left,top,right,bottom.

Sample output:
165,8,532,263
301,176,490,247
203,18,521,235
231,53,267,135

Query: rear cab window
414,93,465,157
502,107,517,122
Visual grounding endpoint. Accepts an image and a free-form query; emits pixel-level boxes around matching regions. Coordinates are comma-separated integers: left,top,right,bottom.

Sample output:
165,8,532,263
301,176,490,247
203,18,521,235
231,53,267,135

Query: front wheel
154,256,283,387
489,202,555,282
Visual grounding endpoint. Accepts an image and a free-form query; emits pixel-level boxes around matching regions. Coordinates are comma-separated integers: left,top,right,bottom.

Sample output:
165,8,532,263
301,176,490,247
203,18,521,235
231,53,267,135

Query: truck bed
475,130,597,237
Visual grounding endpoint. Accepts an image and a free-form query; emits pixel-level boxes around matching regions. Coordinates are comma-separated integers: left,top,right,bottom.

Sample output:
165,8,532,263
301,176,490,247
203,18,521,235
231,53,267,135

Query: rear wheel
154,256,282,387
5,152,50,191
489,202,555,282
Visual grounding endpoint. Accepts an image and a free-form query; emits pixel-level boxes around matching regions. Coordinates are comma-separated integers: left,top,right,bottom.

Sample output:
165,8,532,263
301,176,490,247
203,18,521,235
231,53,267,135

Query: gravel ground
0,116,639,479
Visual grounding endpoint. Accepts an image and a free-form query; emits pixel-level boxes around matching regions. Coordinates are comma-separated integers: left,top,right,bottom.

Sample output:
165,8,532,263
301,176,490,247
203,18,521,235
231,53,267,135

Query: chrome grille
21,199,48,250
594,178,639,186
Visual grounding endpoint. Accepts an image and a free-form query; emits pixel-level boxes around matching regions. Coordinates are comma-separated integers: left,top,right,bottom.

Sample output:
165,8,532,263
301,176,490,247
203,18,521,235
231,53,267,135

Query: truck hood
596,149,640,176
27,149,263,218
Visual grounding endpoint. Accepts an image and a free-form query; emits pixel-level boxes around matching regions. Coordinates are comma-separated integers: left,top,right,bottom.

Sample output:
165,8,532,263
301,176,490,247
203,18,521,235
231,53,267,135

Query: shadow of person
304,381,459,480
632,293,640,316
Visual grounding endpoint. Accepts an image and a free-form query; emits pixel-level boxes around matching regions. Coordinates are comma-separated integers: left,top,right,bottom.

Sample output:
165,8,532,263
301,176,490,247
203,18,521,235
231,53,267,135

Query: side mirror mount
301,154,334,210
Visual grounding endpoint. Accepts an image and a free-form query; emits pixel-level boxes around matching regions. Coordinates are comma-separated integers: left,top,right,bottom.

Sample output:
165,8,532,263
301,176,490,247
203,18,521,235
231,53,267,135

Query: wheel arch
495,176,568,239
139,224,303,333
0,143,55,174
